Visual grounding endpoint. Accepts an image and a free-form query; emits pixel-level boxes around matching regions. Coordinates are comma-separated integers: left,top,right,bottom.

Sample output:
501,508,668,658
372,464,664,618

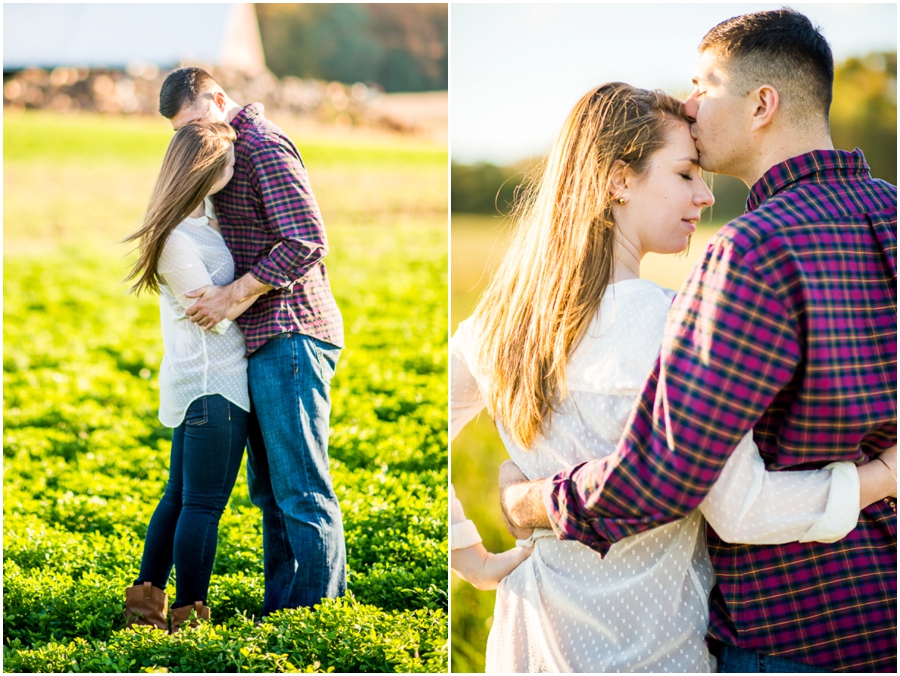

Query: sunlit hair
471,83,689,449
124,121,236,295
700,9,833,125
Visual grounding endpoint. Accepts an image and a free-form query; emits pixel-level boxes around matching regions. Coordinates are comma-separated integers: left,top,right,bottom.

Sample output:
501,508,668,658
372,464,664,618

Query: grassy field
450,213,725,673
3,110,448,672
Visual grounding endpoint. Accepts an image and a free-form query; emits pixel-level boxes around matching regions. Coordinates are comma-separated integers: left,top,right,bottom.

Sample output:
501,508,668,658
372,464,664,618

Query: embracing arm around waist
544,238,807,553
158,232,235,334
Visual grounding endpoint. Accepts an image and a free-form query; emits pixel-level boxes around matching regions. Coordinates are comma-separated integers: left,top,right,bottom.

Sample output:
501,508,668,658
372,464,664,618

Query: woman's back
451,279,716,672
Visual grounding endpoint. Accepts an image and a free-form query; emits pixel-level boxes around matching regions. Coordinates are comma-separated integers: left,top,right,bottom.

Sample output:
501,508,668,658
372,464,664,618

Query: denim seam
186,396,208,426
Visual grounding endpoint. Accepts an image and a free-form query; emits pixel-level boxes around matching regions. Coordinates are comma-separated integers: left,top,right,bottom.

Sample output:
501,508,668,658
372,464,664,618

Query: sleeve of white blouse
450,483,483,550
449,324,488,550
449,323,488,443
699,432,860,544
158,231,232,335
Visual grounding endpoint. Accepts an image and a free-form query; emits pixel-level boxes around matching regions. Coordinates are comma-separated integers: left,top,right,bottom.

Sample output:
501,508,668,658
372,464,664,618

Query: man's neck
742,130,835,187
223,98,244,124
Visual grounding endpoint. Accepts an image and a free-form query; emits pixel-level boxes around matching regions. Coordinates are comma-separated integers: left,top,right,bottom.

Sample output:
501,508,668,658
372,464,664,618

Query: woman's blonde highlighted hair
124,121,236,295
472,83,689,449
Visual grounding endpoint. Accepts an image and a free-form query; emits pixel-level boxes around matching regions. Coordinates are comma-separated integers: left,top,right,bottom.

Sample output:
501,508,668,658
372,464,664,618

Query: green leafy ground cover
3,111,448,672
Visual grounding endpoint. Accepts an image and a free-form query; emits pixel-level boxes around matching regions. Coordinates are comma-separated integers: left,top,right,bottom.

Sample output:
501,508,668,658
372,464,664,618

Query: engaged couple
451,9,896,673
122,67,346,632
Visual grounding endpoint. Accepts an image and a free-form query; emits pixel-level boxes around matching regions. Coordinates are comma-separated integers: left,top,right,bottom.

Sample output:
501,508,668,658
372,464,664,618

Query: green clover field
3,111,448,673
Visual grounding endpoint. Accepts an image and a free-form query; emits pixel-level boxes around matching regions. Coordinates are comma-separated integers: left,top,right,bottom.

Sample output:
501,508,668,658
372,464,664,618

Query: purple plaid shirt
213,103,343,354
545,149,897,672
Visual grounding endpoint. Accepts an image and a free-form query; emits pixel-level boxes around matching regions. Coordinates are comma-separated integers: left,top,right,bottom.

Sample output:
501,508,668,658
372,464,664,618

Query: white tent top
3,3,265,73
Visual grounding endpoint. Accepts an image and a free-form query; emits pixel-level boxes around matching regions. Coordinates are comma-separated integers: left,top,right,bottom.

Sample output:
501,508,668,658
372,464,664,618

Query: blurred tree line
453,52,897,218
256,4,447,93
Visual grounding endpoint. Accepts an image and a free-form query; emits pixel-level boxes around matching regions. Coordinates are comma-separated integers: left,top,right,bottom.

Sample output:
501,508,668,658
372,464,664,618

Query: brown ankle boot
124,582,168,631
170,601,210,633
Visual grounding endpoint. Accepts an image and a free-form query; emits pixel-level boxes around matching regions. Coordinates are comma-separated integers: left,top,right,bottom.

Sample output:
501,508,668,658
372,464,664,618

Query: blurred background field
3,107,448,672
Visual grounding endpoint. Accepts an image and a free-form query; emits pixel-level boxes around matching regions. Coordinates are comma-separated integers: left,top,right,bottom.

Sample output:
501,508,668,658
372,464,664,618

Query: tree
255,4,448,92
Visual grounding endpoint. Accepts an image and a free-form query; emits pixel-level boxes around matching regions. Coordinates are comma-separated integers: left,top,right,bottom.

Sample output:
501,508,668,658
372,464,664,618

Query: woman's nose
696,180,715,208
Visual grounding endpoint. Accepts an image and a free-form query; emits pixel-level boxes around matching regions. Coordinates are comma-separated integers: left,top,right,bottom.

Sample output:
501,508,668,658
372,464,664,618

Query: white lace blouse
156,198,250,428
450,278,860,673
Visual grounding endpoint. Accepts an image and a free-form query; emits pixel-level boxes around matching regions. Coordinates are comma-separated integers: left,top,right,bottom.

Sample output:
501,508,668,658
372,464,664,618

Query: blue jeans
138,395,247,608
246,332,346,614
712,640,831,673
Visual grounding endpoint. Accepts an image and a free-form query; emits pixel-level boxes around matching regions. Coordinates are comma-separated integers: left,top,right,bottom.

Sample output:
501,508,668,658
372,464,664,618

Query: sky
450,3,898,164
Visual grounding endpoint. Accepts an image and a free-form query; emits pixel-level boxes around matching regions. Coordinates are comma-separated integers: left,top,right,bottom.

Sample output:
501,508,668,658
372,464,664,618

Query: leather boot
170,601,211,633
124,581,168,631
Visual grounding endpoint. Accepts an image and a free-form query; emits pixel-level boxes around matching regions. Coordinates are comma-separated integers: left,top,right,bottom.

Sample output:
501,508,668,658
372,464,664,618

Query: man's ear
608,159,629,201
749,84,779,132
211,90,226,111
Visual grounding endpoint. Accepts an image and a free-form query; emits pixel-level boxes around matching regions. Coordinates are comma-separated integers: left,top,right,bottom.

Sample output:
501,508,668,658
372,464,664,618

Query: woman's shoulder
592,279,675,330
567,280,675,394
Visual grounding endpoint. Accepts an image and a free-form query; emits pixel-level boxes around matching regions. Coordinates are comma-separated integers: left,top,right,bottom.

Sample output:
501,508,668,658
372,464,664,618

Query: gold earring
617,197,626,205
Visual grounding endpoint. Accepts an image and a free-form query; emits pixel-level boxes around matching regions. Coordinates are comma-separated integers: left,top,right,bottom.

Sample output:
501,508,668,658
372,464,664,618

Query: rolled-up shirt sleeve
545,236,802,555
246,133,328,290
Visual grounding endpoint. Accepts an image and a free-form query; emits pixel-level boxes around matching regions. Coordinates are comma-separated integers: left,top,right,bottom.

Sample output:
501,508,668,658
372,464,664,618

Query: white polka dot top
156,198,250,428
451,278,859,673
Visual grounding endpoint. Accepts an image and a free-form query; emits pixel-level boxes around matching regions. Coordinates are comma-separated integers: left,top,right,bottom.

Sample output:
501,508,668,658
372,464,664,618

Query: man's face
170,93,225,131
684,50,751,176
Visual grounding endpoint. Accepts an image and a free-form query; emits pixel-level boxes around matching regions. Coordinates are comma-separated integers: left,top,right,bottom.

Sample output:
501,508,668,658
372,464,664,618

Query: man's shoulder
235,110,296,154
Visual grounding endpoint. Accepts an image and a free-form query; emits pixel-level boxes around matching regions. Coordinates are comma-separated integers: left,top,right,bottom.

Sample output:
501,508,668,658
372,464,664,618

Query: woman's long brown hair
124,121,236,295
471,83,689,449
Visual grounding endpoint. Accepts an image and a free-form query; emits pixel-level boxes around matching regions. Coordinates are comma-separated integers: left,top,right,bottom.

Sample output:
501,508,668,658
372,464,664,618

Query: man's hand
185,284,235,330
498,460,552,539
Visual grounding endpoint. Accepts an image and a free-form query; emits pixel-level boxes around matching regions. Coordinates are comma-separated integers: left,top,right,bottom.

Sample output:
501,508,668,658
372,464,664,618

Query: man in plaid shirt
500,10,896,672
159,67,346,614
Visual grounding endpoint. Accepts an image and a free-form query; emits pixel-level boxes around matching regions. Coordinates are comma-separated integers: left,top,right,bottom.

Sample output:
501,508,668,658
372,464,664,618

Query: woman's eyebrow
676,156,700,165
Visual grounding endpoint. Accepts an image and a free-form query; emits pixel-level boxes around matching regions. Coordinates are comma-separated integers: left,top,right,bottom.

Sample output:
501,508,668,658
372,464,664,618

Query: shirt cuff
450,520,482,550
798,461,861,543
543,469,612,557
249,259,293,290
211,318,232,335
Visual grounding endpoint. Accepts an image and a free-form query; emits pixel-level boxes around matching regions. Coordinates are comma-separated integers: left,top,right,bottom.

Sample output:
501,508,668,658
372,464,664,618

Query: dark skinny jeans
137,395,247,609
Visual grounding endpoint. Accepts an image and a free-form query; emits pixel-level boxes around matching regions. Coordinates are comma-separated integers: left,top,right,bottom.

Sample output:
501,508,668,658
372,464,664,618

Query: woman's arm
450,482,532,590
858,446,897,507
449,325,488,442
158,232,251,333
699,433,896,545
449,328,533,589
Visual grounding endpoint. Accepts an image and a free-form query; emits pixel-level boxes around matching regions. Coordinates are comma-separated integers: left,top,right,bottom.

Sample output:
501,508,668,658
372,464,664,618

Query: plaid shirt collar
747,148,871,212
229,103,265,134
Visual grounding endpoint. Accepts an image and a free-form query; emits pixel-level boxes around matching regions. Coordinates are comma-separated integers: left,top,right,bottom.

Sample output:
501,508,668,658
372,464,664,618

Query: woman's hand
451,541,534,591
858,445,897,509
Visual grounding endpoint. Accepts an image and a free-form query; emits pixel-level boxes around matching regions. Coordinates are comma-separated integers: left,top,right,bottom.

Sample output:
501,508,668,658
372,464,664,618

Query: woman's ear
609,159,629,201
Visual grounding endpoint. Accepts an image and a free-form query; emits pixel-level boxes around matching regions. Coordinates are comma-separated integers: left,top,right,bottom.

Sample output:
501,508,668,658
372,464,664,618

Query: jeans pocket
185,396,208,426
313,342,340,385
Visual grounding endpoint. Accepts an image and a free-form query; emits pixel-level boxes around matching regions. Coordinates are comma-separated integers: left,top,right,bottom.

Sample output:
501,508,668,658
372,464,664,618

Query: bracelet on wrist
875,456,898,485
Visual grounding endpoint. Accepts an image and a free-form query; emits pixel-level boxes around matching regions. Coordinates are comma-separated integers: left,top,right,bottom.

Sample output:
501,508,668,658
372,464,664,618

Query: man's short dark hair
159,67,219,119
700,9,833,125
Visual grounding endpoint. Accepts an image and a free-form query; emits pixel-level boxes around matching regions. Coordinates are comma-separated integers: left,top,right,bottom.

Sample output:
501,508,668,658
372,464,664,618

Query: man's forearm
230,272,272,304
505,479,552,530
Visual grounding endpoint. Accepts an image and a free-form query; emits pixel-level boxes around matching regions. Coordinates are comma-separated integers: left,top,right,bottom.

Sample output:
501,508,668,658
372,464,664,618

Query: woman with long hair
450,83,897,671
122,121,259,633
